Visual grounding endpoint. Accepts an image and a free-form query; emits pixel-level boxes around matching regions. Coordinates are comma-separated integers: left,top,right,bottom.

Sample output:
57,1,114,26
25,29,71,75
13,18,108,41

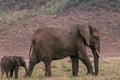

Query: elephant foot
72,72,78,77
24,73,31,78
45,75,51,77
24,75,28,78
86,72,94,76
94,72,98,76
73,74,78,77
45,73,52,77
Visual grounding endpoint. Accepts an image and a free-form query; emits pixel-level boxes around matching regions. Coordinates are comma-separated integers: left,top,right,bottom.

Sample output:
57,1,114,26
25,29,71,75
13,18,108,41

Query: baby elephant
0,56,27,78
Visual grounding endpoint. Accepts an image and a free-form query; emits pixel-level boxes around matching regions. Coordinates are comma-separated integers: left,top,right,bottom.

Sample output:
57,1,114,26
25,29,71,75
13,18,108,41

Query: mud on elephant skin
0,56,27,78
26,23,101,77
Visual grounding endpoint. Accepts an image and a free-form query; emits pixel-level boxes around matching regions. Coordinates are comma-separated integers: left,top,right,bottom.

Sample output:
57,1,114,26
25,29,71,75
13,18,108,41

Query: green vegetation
1,59,120,80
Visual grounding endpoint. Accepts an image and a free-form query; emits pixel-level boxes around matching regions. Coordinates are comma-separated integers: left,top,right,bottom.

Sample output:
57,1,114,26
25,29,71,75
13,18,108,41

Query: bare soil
0,10,120,59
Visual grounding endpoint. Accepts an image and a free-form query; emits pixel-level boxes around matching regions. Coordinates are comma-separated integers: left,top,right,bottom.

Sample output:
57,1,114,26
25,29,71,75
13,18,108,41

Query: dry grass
0,10,38,25
0,57,120,80
0,0,70,25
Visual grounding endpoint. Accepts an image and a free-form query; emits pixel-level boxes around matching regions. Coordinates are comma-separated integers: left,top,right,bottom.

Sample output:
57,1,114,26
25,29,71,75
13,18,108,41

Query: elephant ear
77,24,91,46
14,56,21,66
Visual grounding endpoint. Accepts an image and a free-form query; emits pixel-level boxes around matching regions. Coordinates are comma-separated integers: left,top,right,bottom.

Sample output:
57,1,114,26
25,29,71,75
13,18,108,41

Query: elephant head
77,24,101,75
14,56,28,74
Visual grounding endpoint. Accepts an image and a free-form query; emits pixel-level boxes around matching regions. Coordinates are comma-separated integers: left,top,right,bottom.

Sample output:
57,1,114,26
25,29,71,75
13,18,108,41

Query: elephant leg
10,69,14,77
27,56,40,77
80,54,93,75
77,40,93,75
44,61,52,77
70,56,79,77
92,50,99,75
78,51,93,75
6,71,9,78
77,48,93,75
1,69,4,78
15,67,19,78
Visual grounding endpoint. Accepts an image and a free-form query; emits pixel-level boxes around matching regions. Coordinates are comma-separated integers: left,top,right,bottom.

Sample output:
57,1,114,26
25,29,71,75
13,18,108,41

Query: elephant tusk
96,50,108,64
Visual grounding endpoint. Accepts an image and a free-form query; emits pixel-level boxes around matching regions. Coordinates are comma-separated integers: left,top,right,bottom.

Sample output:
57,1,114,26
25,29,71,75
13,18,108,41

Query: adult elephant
26,24,102,77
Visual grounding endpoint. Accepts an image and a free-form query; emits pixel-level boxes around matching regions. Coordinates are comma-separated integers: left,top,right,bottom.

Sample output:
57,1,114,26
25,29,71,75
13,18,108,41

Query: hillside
0,0,120,12
0,0,51,11
0,0,120,59
0,11,120,59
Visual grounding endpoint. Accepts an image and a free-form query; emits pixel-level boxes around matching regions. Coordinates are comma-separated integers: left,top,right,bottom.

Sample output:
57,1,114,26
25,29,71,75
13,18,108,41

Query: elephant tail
29,39,36,60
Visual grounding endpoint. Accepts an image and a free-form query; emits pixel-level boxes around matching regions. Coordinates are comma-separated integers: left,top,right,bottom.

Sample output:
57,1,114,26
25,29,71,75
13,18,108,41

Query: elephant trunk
92,49,99,75
92,39,100,76
96,38,107,63
21,63,28,77
24,62,34,77
25,65,28,75
94,49,108,76
92,38,107,75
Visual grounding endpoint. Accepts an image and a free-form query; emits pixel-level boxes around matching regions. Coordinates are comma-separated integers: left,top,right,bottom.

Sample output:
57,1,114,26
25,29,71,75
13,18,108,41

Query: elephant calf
0,56,27,78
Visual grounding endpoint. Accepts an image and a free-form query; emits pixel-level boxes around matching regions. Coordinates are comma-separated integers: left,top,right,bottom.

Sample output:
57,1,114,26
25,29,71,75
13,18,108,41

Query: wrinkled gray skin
1,56,27,78
26,24,100,77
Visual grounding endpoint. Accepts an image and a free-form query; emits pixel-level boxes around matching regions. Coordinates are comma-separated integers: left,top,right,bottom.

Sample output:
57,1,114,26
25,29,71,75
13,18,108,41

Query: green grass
1,58,120,80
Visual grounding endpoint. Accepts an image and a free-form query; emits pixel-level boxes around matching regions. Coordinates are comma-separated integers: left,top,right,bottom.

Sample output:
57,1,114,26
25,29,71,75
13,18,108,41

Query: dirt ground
0,10,120,59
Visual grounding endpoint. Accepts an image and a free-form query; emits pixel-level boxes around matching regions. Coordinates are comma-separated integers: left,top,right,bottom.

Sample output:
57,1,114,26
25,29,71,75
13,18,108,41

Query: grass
0,9,38,25
1,58,120,80
78,0,120,11
39,0,70,14
0,0,70,25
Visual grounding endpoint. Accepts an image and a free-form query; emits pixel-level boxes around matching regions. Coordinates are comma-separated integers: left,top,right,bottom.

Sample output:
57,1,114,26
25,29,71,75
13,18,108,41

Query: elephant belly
53,46,76,60
53,52,74,60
